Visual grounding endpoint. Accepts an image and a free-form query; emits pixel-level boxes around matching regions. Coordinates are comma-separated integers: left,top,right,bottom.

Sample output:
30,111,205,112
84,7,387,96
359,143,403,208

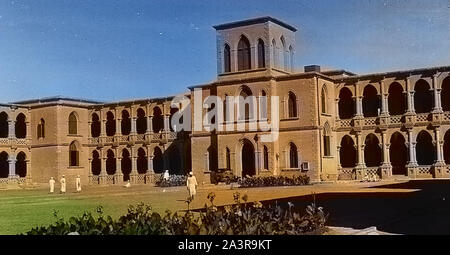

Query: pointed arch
0,152,8,178
321,85,328,114
121,148,132,181
388,82,406,115
153,146,164,173
289,142,299,168
237,35,251,71
225,147,231,170
414,80,433,113
152,107,164,133
106,149,116,175
15,113,26,139
340,135,357,168
37,118,45,139
364,134,382,167
16,151,27,178
263,145,269,170
91,113,101,138
137,147,147,174
362,85,380,117
136,108,147,134
272,39,278,68
69,141,80,167
444,130,450,164
390,132,407,175
323,122,331,157
106,111,116,136
339,87,355,119
68,112,78,135
0,112,8,138
91,150,101,175
442,76,450,111
416,131,435,165
224,44,231,73
257,39,265,68
288,91,297,118
280,36,288,70
121,110,131,135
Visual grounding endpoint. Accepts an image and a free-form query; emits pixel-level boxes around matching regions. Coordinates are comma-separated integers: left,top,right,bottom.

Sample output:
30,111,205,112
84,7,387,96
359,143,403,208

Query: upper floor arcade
87,95,191,146
335,66,450,130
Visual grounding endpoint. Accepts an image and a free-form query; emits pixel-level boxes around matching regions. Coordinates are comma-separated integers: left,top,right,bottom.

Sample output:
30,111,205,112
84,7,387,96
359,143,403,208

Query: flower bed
155,175,187,187
25,192,328,235
238,175,310,188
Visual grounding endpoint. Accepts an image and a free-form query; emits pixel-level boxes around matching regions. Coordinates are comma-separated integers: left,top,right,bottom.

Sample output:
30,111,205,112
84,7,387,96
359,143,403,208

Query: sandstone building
0,17,449,186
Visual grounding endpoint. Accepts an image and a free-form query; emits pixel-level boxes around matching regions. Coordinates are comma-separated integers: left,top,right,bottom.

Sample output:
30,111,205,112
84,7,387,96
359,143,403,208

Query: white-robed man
60,175,66,194
49,177,55,194
163,170,170,181
186,172,198,199
76,175,81,192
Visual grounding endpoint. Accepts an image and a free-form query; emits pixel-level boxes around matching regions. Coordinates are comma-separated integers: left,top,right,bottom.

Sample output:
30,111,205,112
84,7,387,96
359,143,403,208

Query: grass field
0,181,415,235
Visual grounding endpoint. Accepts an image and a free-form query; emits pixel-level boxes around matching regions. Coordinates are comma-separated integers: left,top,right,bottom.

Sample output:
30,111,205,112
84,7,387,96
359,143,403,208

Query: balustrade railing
389,115,402,124
416,113,429,123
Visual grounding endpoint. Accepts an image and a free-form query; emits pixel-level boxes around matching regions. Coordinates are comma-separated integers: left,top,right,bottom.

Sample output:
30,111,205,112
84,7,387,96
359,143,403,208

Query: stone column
25,121,31,141
116,156,123,184
164,114,170,133
433,74,443,113
356,133,365,168
335,99,340,120
8,119,15,139
131,155,138,184
355,96,363,118
381,132,392,178
432,128,447,177
336,146,342,169
8,155,16,178
25,160,31,183
131,117,137,135
116,118,122,136
254,150,260,175
148,155,154,174
147,116,154,133
381,94,389,116
407,130,417,166
99,151,107,184
88,121,92,138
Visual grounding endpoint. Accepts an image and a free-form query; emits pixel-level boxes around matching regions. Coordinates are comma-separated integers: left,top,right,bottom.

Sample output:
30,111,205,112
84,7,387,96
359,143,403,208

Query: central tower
214,16,297,78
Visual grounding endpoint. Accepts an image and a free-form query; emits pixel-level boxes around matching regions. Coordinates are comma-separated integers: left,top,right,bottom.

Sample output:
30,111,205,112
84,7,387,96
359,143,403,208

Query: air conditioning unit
301,162,310,171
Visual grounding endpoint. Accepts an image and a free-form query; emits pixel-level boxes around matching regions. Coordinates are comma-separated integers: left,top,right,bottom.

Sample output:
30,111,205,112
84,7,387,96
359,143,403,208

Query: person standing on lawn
76,175,81,192
186,171,198,199
60,175,66,194
49,177,55,194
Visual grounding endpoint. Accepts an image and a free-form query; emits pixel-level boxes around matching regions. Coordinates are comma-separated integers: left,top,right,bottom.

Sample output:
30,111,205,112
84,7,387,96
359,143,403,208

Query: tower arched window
289,143,299,169
321,86,328,114
37,119,45,139
69,141,80,167
237,36,251,71
224,44,231,73
68,112,78,135
288,92,297,118
257,39,265,68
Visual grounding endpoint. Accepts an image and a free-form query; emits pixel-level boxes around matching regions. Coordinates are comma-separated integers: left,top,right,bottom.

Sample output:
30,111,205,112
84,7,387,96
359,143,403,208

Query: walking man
186,171,198,199
76,175,81,192
60,175,66,194
49,177,55,194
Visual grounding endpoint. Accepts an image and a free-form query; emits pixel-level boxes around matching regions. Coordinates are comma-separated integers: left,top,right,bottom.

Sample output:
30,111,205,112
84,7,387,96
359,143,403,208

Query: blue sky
0,0,448,102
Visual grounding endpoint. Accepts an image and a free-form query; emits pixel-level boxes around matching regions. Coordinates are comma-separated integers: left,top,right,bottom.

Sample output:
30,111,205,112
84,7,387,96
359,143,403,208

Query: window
321,86,327,114
272,39,278,68
324,136,331,156
289,143,298,168
257,39,265,68
237,36,251,71
69,141,79,167
323,122,331,157
226,147,231,170
288,92,297,118
37,119,45,139
224,44,231,73
263,146,269,170
68,112,78,135
239,87,253,120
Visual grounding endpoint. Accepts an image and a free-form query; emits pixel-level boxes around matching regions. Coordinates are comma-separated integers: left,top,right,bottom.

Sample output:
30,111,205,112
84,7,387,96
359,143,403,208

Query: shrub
155,175,187,187
26,193,328,235
238,175,310,188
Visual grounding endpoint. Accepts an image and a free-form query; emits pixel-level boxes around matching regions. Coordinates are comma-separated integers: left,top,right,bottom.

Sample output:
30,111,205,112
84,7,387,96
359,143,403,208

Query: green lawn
0,181,407,235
